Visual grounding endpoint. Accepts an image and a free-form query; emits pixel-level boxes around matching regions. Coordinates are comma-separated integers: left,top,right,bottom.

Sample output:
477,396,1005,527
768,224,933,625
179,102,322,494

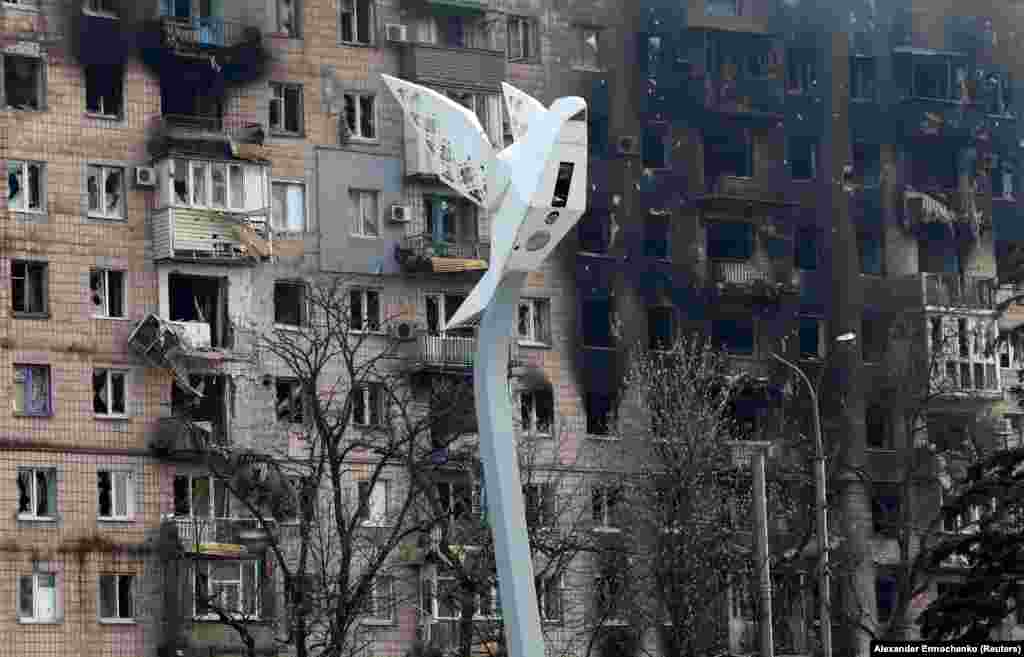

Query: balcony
710,259,798,299
696,175,794,207
152,207,270,263
921,273,995,309
398,42,505,92
174,517,264,555
397,234,490,273
158,16,256,53
411,335,520,372
932,359,1001,398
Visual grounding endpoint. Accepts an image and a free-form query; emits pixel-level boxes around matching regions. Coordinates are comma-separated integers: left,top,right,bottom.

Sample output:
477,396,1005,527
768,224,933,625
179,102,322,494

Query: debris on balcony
127,315,204,397
169,274,231,350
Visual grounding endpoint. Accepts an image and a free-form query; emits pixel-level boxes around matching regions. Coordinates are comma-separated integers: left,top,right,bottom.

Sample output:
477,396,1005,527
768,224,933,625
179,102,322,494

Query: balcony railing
159,16,254,50
922,273,995,309
414,334,520,370
175,517,262,551
933,359,1000,395
402,234,490,261
711,260,769,285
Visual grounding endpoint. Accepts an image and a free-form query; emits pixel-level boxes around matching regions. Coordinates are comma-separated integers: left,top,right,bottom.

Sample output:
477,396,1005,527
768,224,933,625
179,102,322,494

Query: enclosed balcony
398,42,504,92
921,273,995,309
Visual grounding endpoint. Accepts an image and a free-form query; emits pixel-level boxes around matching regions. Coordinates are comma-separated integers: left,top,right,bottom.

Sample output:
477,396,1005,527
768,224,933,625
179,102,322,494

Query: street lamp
383,75,587,657
771,332,855,657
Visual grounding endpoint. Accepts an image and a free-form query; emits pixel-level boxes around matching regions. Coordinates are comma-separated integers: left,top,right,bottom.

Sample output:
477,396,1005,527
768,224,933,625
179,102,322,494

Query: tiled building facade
4,0,1024,656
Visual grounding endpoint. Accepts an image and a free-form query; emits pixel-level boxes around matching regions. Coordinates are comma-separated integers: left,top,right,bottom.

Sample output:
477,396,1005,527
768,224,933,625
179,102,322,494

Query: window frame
11,259,48,317
98,573,134,622
516,297,550,344
789,136,818,181
86,164,126,220
797,316,824,360
92,368,128,419
871,482,902,537
89,269,126,319
339,0,374,46
537,574,564,623
2,52,44,111
18,572,58,623
349,189,380,238
274,280,309,328
97,469,134,521
194,559,261,620
364,575,395,623
573,26,602,71
269,82,304,136
82,0,118,17
84,63,124,119
275,377,305,425
7,160,45,213
585,392,617,438
591,484,622,530
171,160,246,211
276,0,301,38
271,180,307,233
17,467,57,520
507,16,537,62
594,572,625,623
351,383,385,428
349,288,382,333
850,56,877,102
705,0,740,18
523,482,556,527
648,305,674,351
342,92,378,141
357,478,390,526
865,403,893,450
173,474,237,520
13,364,52,417
518,388,554,437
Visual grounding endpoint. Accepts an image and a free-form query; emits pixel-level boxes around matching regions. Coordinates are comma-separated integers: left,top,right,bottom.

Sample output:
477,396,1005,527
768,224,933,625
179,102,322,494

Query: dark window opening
992,158,1016,200
520,388,554,435
852,142,881,186
585,393,615,436
850,57,877,101
876,574,898,622
796,227,818,270
786,48,817,95
340,0,372,44
789,137,817,181
798,317,821,359
85,65,123,118
919,224,961,275
276,378,304,424
858,231,883,275
274,281,308,327
577,212,610,254
169,274,231,348
861,317,886,363
3,54,42,110
866,404,892,449
582,298,614,348
648,307,673,351
270,82,303,135
707,222,753,260
523,483,555,527
644,213,670,259
552,162,574,208
704,132,753,181
872,484,901,536
171,374,228,442
642,124,669,169
711,318,755,355
909,143,958,191
425,196,478,245
11,260,47,316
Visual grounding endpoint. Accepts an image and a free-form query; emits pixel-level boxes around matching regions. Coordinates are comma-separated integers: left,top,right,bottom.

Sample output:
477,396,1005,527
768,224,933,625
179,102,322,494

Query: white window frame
931,315,999,392
97,469,134,521
349,288,382,333
573,27,602,71
173,474,235,520
343,92,377,141
86,164,125,220
1,53,44,110
13,364,51,416
339,0,373,45
433,570,459,620
90,269,126,319
352,383,384,427
7,160,44,213
17,467,57,520
591,484,621,530
276,0,300,37
98,573,134,622
18,572,57,623
357,479,389,526
350,189,380,238
507,16,536,62
516,298,550,344
271,180,307,233
93,368,128,418
538,575,564,623
518,389,554,436
364,575,395,623
194,559,261,620
269,82,304,135
83,0,118,17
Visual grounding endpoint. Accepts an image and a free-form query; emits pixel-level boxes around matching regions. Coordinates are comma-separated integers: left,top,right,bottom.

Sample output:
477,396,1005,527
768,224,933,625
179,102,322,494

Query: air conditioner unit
390,204,411,223
616,135,640,157
391,320,418,341
135,166,157,187
386,24,408,42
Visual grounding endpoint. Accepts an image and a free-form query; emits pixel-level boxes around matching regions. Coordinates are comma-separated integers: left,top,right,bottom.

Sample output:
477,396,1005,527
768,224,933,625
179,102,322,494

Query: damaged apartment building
5,0,1024,656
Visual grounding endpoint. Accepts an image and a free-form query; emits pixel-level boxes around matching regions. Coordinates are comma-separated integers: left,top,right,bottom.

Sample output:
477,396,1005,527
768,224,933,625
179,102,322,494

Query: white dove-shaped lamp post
382,74,587,657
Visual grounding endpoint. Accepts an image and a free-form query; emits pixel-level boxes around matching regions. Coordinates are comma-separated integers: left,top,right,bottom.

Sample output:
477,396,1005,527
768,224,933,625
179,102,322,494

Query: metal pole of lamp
771,331,856,657
753,445,774,657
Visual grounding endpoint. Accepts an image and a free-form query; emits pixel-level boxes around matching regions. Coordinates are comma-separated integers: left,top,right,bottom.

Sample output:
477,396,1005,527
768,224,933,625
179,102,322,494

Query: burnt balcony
709,259,798,298
398,42,505,92
704,75,785,117
696,174,795,207
921,273,995,309
397,234,490,273
158,16,257,53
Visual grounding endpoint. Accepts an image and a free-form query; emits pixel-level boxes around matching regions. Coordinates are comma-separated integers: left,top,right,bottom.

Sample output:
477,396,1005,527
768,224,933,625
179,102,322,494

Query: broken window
97,470,133,520
581,297,613,348
919,223,960,275
866,404,893,449
799,317,823,359
349,288,380,332
168,274,231,348
591,484,622,526
993,157,1017,200
786,48,817,95
277,0,300,37
269,82,303,134
343,93,376,140
2,54,43,110
7,160,43,212
13,365,50,416
796,227,818,270
644,213,670,259
274,280,308,327
350,189,379,237
425,196,478,245
339,0,373,44
871,483,901,536
519,388,554,435
850,56,877,101
352,384,384,427
17,467,56,518
574,27,601,70
275,378,304,424
12,260,47,316
271,181,306,232
642,124,669,170
357,479,389,524
789,136,817,181
85,65,123,118
87,164,124,219
90,269,125,318
585,393,616,436
99,574,133,621
648,306,673,351
195,560,260,618
172,375,228,441
507,16,537,61
517,298,550,344
704,131,753,180
577,212,610,254
92,368,126,417
711,318,755,355
523,483,556,526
